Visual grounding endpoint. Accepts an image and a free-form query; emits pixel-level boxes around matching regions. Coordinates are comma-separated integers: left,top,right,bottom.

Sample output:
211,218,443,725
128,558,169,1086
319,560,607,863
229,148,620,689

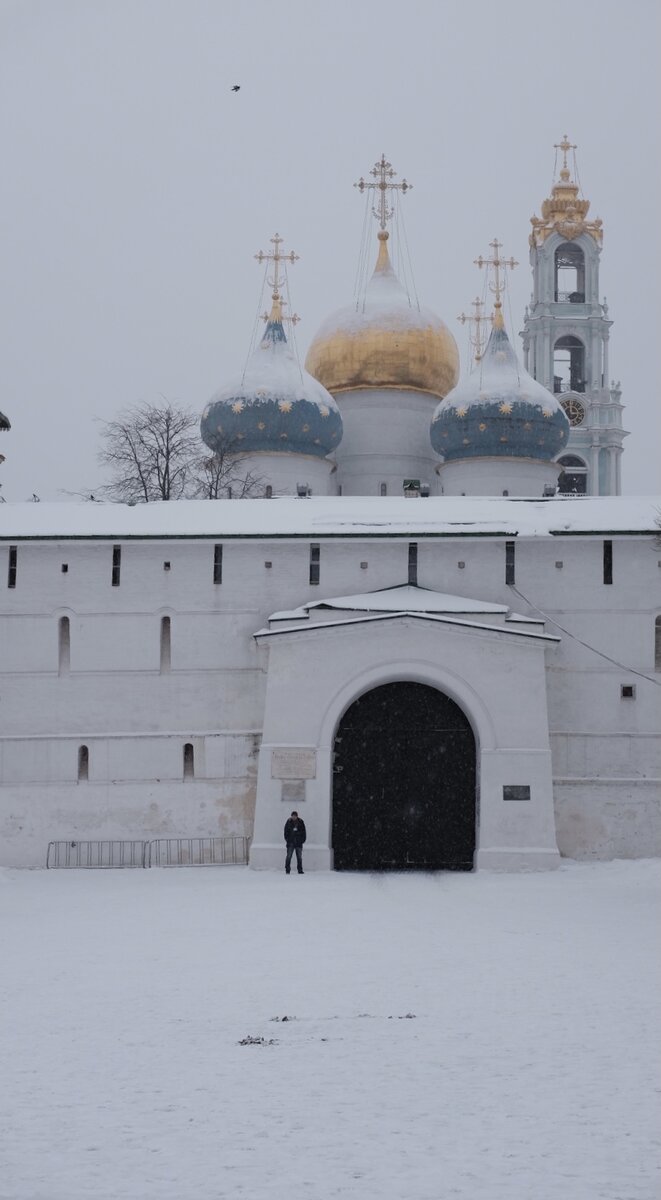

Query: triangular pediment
269,583,514,622
258,583,553,643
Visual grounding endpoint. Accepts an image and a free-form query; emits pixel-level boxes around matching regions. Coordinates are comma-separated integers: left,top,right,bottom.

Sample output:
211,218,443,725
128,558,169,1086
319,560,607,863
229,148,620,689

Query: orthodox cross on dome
554,134,577,178
457,296,492,364
474,239,518,326
255,233,301,325
354,154,412,232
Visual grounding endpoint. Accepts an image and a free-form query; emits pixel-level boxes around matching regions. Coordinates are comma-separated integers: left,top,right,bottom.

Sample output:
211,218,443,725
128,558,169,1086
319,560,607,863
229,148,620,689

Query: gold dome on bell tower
304,156,459,399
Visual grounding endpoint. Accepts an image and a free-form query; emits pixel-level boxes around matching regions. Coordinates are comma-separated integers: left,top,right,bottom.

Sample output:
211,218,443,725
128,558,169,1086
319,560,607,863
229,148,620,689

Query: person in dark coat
284,811,306,874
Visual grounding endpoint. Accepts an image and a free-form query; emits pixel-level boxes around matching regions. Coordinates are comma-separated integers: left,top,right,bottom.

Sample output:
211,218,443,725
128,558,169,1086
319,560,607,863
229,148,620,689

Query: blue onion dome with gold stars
201,297,342,459
430,307,569,461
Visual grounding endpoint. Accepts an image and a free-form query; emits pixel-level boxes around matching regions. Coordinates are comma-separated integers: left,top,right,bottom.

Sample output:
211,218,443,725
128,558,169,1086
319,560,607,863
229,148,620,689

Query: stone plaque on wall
271,748,317,780
281,780,306,804
503,785,531,802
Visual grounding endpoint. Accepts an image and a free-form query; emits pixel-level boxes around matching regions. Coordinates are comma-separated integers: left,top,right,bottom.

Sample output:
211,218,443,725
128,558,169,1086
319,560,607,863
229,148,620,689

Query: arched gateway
332,682,476,871
251,586,561,873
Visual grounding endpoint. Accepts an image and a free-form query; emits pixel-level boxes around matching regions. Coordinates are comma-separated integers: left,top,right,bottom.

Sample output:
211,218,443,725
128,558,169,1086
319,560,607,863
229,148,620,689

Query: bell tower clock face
561,397,586,426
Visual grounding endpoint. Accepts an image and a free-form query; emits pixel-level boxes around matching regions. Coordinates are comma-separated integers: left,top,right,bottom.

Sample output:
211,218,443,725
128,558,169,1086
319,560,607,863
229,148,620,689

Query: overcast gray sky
1,0,659,500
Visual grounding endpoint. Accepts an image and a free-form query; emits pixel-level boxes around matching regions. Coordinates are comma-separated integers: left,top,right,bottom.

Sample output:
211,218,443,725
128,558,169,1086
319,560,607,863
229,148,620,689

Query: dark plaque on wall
503,785,531,802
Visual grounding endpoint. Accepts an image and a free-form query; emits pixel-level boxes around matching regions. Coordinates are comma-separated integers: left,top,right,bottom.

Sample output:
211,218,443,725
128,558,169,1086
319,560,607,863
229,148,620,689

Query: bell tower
520,137,627,494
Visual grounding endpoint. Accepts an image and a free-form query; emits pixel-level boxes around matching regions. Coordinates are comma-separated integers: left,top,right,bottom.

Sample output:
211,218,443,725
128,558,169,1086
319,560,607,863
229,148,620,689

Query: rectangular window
213,544,223,585
78,745,89,782
111,544,121,587
183,743,194,779
505,540,516,585
58,616,70,676
408,542,418,586
160,616,171,673
603,540,613,585
309,543,320,586
380,483,387,496
620,684,636,700
7,545,17,588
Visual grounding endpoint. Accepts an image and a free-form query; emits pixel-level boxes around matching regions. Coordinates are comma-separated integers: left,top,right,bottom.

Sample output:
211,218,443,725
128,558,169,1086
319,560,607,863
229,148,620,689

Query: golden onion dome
305,232,459,398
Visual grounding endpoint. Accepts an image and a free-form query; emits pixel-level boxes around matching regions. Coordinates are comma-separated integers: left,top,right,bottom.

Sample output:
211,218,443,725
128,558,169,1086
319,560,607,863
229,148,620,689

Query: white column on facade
589,444,600,495
609,449,618,495
591,323,601,385
543,324,552,391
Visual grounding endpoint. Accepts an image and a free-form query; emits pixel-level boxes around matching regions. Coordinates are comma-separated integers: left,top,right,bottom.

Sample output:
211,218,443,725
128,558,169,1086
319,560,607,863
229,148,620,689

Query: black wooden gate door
332,682,476,871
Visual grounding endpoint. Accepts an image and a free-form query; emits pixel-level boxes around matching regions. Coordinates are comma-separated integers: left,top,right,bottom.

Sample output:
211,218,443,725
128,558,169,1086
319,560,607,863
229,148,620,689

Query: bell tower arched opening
332,681,476,871
553,336,586,395
554,243,585,302
557,454,588,494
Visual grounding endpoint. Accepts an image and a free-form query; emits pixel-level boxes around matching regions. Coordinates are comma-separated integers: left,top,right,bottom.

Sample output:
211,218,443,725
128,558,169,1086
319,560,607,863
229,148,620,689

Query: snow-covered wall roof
0,496,658,541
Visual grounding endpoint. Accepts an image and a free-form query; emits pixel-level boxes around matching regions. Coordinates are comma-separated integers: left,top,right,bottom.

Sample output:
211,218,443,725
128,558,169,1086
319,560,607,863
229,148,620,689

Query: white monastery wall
1,529,659,866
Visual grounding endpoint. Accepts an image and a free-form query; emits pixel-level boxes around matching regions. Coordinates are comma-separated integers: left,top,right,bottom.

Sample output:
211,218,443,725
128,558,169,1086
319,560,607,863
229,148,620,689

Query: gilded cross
254,233,300,326
554,135,577,172
354,154,412,230
474,239,518,308
457,296,492,363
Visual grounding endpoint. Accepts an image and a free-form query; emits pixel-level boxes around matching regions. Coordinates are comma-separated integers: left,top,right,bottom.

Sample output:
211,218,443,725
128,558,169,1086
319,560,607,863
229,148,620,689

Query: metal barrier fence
46,840,147,869
46,836,251,869
148,836,251,867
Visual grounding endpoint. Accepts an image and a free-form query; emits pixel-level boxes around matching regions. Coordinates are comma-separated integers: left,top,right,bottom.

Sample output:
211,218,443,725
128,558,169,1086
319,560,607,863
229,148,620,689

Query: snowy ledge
0,495,658,541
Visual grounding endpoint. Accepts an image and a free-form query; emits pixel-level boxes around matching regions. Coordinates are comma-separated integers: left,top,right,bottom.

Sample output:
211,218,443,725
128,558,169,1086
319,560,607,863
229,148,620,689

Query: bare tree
97,399,265,502
191,438,265,499
98,401,200,502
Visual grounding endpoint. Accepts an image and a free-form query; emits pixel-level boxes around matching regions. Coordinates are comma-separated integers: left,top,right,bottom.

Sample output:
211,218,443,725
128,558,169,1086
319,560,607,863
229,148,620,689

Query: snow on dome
305,233,459,398
431,315,569,462
201,313,342,459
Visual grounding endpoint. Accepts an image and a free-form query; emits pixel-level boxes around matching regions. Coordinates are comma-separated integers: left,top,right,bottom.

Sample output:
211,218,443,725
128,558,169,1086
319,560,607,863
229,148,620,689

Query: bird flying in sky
231,85,240,92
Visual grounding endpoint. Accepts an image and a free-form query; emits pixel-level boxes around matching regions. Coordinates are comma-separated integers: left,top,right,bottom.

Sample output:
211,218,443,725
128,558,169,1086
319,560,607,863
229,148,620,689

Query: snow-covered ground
1,861,659,1200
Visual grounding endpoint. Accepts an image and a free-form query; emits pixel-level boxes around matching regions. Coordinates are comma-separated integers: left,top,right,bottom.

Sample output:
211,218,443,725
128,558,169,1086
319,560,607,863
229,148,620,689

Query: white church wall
418,539,506,593
1,524,659,866
439,457,560,498
0,732,259,866
333,388,442,496
553,782,661,860
1,780,256,868
229,451,337,497
551,732,661,778
1,666,267,737
0,614,59,673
